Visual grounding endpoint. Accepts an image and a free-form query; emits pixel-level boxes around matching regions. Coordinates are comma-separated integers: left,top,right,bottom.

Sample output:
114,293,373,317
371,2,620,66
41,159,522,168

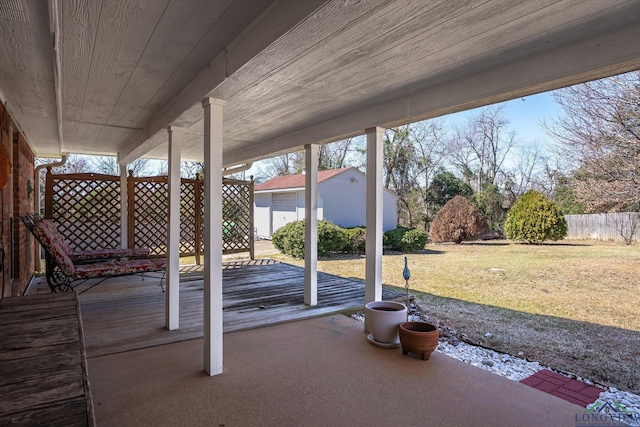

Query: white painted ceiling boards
0,0,639,166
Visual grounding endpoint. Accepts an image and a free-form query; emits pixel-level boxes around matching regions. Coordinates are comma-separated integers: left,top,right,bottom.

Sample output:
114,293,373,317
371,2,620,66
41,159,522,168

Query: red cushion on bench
69,247,151,262
74,258,166,280
32,220,76,276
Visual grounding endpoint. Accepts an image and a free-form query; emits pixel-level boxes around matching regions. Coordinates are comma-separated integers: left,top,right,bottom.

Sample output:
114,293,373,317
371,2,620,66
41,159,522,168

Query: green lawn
270,240,640,393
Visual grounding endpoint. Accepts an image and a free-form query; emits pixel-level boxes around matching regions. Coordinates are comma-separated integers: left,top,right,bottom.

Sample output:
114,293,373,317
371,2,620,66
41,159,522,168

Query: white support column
365,127,384,303
119,164,128,249
202,97,225,376
304,144,319,306
166,126,183,331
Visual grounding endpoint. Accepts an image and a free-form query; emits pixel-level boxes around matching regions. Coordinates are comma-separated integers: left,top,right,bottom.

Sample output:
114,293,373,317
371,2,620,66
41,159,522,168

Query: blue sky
445,91,560,146
249,90,563,179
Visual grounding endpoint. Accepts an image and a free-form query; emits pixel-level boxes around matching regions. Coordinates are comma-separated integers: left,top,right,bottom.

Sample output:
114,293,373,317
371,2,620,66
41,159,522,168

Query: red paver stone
520,370,603,407
550,390,587,406
564,381,588,392
537,380,562,393
580,386,604,400
554,388,593,405
537,370,571,385
520,376,543,387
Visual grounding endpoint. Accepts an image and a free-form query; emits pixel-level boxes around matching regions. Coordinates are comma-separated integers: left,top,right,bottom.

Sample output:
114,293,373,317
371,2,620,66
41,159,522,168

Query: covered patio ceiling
1,0,639,166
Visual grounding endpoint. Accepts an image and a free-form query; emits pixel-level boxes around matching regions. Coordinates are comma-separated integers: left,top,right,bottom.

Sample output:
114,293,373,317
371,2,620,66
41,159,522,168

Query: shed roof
255,168,351,191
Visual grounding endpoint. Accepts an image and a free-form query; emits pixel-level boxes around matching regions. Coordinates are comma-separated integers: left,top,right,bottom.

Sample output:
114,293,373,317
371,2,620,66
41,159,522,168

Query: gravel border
351,302,640,426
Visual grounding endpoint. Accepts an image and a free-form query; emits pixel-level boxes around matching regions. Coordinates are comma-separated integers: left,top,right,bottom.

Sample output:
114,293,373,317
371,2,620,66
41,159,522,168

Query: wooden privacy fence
565,213,640,244
44,168,254,262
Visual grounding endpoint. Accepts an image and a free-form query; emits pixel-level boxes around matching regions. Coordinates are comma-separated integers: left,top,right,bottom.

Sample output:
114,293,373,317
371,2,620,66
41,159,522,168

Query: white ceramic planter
364,301,407,345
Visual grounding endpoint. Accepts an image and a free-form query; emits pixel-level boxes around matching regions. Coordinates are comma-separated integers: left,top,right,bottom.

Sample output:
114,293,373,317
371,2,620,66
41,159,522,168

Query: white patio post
304,144,319,306
166,126,183,331
119,163,128,250
202,97,225,376
365,127,384,303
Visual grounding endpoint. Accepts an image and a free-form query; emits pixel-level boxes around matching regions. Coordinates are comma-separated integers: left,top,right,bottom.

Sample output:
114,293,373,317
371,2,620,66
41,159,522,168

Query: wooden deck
33,260,400,357
0,293,94,426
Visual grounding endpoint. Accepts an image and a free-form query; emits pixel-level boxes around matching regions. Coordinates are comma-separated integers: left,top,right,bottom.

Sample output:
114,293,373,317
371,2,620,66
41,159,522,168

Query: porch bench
0,293,95,426
23,216,166,293
21,214,151,262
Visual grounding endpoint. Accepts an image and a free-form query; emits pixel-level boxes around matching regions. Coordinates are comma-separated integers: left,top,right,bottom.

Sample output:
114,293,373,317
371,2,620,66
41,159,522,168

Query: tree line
256,71,640,232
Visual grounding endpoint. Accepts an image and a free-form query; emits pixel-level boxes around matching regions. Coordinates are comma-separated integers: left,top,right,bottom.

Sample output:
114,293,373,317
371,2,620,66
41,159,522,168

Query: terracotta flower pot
399,321,439,360
364,301,407,346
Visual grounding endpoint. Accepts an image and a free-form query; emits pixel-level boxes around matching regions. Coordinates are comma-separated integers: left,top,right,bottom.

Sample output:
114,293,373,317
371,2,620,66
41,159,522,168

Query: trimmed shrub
317,220,349,256
400,228,429,251
504,190,567,243
430,195,489,244
384,226,428,251
271,219,348,258
384,226,411,250
272,220,305,258
343,226,367,253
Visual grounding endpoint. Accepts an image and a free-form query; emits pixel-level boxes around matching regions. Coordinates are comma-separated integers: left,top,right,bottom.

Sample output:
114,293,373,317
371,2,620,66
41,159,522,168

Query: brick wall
1,127,10,298
11,132,35,295
0,100,36,298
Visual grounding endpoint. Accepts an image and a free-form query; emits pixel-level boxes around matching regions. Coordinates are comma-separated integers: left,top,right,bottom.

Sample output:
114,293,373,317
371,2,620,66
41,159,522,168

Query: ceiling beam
222,22,640,167
118,0,327,165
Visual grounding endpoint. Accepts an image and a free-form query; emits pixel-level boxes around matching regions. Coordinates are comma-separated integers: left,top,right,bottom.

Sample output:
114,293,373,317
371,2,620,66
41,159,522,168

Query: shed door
272,192,297,233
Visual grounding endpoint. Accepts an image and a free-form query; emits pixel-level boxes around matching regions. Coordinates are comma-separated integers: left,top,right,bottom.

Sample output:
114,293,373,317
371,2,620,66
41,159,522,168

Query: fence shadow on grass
389,287,640,395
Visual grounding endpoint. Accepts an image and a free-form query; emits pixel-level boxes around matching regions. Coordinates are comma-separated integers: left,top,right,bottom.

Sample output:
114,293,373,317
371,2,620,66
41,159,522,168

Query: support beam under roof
223,22,640,167
117,0,326,165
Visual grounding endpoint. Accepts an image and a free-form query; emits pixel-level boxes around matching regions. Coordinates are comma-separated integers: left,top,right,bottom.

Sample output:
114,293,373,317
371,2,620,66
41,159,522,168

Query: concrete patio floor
88,315,587,427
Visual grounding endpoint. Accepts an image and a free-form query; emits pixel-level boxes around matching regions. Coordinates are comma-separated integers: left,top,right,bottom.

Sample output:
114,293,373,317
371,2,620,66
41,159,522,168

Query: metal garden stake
403,256,411,321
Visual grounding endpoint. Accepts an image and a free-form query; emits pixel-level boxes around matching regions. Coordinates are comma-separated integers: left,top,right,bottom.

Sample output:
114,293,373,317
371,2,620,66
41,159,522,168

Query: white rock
485,333,493,338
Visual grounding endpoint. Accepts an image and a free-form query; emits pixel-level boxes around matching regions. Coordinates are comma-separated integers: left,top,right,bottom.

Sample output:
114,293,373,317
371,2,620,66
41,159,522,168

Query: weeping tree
430,195,489,244
545,71,640,213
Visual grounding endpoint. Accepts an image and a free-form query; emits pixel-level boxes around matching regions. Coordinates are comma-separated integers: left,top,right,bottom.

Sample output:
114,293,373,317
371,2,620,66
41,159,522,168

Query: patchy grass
270,240,640,394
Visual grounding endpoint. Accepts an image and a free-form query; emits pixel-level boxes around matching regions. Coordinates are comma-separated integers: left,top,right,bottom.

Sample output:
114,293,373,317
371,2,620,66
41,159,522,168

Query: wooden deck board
0,293,94,426
32,260,400,358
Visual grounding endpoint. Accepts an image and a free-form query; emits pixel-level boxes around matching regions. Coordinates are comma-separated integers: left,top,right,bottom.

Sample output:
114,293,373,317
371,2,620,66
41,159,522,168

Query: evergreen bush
384,226,428,251
384,226,411,250
504,190,567,243
272,220,306,258
430,195,489,243
271,219,348,258
317,220,349,256
400,228,429,251
343,226,367,253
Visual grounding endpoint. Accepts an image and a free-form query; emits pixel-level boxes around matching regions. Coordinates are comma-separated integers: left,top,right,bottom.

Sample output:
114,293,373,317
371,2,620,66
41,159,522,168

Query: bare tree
610,212,640,245
181,161,203,179
260,151,304,178
544,71,640,212
318,139,348,170
38,154,91,174
502,142,545,206
91,155,151,177
408,120,447,228
447,105,515,192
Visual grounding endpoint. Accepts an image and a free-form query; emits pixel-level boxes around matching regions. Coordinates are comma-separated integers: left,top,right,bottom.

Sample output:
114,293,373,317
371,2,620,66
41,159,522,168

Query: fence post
249,177,255,260
127,171,135,249
195,180,202,265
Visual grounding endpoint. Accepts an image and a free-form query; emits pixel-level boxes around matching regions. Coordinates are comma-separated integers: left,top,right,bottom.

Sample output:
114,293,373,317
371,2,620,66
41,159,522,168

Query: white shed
254,167,398,239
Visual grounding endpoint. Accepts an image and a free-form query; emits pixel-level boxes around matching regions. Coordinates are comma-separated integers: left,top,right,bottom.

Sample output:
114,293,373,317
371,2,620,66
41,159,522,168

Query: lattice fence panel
46,173,121,251
199,179,253,254
131,178,168,256
223,180,252,253
180,180,198,256
45,171,253,260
